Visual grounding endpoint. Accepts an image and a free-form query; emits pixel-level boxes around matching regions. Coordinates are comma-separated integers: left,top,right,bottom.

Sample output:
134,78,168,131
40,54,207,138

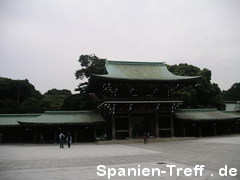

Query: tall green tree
0,78,75,113
19,97,50,113
64,54,106,111
168,63,225,110
0,77,43,113
43,89,72,111
0,99,18,114
44,89,71,96
75,54,106,93
62,94,101,110
0,77,41,104
222,83,240,101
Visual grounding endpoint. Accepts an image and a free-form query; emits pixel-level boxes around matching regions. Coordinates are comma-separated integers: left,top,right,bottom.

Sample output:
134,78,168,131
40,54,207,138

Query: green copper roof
0,111,105,126
175,109,240,121
93,60,200,81
0,114,41,126
18,111,105,125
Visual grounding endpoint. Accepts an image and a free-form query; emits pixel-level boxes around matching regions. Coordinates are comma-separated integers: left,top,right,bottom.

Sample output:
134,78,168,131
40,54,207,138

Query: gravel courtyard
0,135,239,180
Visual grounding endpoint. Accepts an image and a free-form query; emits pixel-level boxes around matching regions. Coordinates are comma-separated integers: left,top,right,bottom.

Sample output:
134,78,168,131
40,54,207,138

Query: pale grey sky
1,0,240,93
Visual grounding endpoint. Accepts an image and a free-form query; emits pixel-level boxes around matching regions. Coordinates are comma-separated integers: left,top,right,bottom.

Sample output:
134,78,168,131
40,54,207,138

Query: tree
62,93,101,110
75,54,106,93
0,78,74,113
44,89,71,96
222,83,240,101
0,77,42,104
168,63,225,110
0,99,18,114
167,63,201,76
19,97,50,113
0,77,44,113
43,89,72,111
69,54,107,111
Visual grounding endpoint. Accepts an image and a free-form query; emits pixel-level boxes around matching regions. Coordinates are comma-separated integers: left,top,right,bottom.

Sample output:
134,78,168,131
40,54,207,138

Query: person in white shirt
59,132,65,148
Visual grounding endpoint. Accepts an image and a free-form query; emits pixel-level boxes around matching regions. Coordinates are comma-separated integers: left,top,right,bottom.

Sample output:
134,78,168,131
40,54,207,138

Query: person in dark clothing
143,131,148,144
59,132,65,148
66,132,72,148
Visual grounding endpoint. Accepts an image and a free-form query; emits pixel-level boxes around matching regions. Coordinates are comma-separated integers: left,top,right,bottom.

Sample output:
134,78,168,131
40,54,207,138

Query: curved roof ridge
92,60,200,81
107,60,165,66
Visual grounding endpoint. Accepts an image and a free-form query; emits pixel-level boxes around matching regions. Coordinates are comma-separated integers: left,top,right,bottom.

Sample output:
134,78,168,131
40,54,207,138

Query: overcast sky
1,0,240,93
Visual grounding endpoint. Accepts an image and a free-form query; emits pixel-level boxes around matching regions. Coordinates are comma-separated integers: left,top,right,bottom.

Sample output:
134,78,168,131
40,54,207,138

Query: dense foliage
75,54,106,93
62,94,101,110
43,89,72,111
0,77,41,103
168,64,225,110
0,78,72,113
222,83,240,101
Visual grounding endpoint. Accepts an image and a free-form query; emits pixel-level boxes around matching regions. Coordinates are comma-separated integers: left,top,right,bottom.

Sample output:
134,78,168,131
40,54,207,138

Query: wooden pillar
18,128,22,143
94,126,97,141
128,113,132,138
228,122,231,134
170,113,174,137
54,128,57,143
182,122,186,137
33,128,37,143
111,113,116,140
155,112,159,138
213,123,217,136
236,122,240,133
238,122,240,133
198,122,202,137
74,127,78,142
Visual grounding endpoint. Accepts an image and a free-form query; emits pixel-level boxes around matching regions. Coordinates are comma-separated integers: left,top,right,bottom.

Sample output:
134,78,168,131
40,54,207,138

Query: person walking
59,132,65,148
143,131,148,144
66,132,72,148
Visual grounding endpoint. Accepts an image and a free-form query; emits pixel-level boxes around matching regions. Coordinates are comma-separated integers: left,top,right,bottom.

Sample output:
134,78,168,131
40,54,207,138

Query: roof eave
91,74,201,82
